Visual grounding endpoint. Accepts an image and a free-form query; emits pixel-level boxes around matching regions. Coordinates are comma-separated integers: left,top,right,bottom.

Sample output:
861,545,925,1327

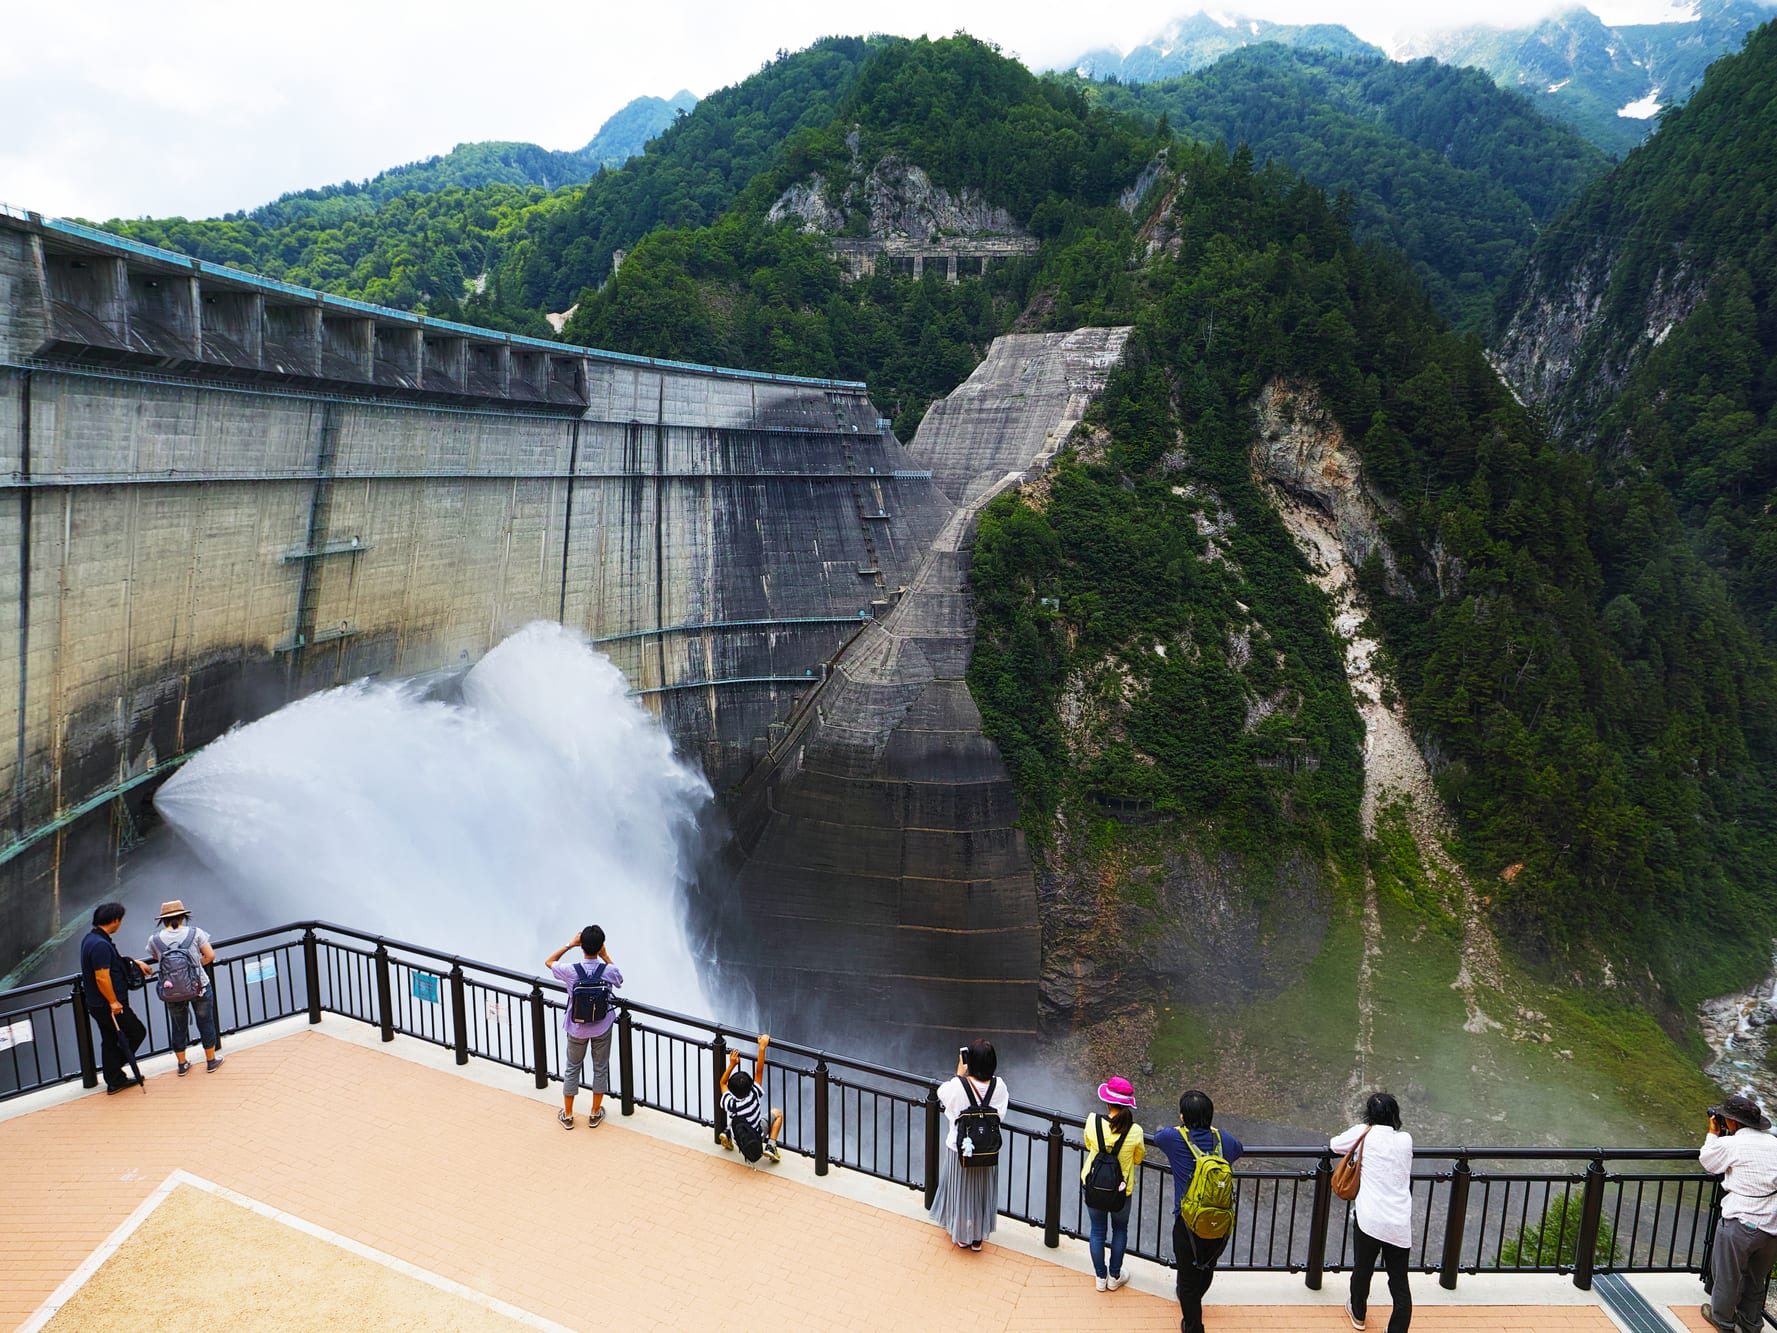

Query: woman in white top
1330,1092,1414,1331
928,1039,1010,1250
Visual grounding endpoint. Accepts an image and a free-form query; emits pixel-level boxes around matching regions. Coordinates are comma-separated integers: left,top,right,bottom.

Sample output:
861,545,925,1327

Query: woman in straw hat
146,900,224,1075
1081,1075,1145,1290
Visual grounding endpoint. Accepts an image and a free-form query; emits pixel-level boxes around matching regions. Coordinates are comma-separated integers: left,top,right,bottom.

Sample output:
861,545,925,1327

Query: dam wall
0,208,949,972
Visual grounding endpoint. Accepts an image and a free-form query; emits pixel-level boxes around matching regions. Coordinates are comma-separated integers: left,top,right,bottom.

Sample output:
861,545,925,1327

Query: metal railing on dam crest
0,918,1736,1300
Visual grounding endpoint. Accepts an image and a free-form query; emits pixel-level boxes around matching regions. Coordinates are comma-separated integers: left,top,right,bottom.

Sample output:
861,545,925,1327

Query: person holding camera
544,925,622,1130
929,1039,1008,1251
1699,1092,1777,1333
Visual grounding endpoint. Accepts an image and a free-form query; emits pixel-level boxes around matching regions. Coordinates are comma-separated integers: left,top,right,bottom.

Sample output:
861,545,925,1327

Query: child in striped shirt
719,1033,784,1164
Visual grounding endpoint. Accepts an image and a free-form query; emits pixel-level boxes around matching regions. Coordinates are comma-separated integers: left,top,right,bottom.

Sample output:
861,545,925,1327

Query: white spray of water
155,621,716,1015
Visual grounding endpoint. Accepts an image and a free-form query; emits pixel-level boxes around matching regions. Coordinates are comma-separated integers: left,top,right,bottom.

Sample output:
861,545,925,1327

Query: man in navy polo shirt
79,902,151,1094
1151,1089,1245,1333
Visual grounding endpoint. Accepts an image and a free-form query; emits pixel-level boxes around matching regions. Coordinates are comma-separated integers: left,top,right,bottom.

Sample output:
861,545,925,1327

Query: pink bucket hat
1097,1076,1137,1108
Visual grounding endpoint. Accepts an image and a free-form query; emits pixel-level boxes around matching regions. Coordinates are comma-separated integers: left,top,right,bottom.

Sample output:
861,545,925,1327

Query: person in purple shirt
1150,1089,1245,1333
544,925,622,1129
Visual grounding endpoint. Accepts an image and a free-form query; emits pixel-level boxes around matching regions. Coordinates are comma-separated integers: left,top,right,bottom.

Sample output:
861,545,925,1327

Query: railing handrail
0,917,1714,1164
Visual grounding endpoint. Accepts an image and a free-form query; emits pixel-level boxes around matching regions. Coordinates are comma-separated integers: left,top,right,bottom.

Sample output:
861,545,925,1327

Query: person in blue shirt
1150,1089,1245,1333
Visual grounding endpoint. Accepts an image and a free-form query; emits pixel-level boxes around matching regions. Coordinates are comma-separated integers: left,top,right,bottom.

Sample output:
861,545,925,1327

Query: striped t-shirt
722,1085,765,1134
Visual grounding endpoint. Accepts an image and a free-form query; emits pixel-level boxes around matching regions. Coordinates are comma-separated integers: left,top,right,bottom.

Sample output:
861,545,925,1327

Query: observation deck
0,922,1752,1331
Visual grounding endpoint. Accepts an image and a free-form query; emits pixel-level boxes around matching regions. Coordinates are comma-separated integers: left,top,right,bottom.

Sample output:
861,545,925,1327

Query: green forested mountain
556,33,1777,1004
97,37,879,321
238,91,699,230
563,35,1155,434
971,135,1777,1007
89,28,1777,1021
1404,0,1776,156
508,38,884,310
1082,46,1609,331
1499,20,1777,649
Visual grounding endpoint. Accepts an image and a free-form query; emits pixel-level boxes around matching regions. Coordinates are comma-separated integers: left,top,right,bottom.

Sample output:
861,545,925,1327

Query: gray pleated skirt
929,1144,999,1246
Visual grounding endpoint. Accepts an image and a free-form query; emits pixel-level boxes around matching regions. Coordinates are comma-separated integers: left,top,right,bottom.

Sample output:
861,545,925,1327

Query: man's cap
156,899,189,921
1710,1092,1772,1132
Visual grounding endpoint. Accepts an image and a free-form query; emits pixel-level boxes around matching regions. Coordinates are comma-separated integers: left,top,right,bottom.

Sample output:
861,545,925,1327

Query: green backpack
1179,1128,1236,1238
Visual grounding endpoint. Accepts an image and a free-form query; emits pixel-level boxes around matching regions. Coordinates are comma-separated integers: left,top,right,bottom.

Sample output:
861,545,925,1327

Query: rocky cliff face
1251,379,1393,576
1494,241,1704,440
768,148,1027,241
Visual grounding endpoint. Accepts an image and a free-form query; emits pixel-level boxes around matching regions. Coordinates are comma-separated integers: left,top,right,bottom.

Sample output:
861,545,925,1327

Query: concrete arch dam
0,209,1132,1043
0,210,956,972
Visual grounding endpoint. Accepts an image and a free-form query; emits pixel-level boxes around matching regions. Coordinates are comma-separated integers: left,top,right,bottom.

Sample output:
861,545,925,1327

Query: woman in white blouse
1330,1092,1413,1331
928,1040,1010,1250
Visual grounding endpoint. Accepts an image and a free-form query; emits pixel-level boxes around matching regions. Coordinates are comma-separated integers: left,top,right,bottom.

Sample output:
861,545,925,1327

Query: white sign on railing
0,1016,33,1050
244,957,277,985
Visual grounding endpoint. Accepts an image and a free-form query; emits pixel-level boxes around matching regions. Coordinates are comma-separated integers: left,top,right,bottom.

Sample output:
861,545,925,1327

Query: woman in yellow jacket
1081,1075,1146,1290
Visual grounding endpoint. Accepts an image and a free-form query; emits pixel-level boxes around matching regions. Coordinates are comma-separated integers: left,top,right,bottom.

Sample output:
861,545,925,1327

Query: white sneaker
1345,1300,1365,1330
1107,1273,1129,1291
1094,1276,1108,1292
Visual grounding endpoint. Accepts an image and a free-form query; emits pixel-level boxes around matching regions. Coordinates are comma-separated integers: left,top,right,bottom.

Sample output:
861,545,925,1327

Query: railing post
1571,1154,1607,1290
814,1056,830,1176
1044,1117,1065,1249
618,1004,635,1115
302,928,321,1024
924,1088,942,1209
1306,1151,1334,1290
1440,1154,1473,1291
711,1032,728,1144
373,943,394,1042
529,982,549,1090
448,964,468,1066
70,982,99,1090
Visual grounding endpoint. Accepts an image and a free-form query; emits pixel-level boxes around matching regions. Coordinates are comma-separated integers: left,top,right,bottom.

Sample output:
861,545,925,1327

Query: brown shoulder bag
1331,1126,1371,1201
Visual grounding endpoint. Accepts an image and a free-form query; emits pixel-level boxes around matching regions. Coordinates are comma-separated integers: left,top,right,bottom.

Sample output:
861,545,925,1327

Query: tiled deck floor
0,1023,1668,1331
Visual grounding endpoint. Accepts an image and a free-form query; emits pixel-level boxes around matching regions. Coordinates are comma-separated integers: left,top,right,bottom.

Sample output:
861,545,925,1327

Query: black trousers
90,1004,146,1089
1172,1217,1227,1333
1351,1220,1413,1331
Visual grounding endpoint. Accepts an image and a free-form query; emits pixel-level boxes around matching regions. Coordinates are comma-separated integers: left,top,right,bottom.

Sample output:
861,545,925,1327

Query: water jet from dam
155,621,716,1015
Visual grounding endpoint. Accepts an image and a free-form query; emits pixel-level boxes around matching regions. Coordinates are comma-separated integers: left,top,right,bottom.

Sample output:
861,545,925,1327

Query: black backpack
956,1076,1002,1169
568,962,613,1025
1082,1114,1132,1211
730,1105,766,1162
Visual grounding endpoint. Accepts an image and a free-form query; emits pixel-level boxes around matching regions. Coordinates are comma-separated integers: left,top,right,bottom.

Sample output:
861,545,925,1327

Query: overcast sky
0,0,1709,222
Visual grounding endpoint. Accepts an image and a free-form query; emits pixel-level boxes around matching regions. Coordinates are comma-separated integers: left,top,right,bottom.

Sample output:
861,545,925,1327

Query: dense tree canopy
1084,46,1609,331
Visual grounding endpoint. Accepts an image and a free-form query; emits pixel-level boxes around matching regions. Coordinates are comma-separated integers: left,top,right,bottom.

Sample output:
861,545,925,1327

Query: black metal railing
0,919,1731,1298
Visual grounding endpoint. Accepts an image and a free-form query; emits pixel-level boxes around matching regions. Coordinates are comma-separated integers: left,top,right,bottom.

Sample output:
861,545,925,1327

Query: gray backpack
157,927,204,1003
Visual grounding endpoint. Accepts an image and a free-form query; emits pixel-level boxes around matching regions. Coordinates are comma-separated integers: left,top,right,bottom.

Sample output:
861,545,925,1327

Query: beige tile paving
0,1030,1628,1332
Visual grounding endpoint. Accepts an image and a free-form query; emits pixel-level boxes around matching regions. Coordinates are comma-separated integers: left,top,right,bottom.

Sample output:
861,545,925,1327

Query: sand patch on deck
36,1179,543,1332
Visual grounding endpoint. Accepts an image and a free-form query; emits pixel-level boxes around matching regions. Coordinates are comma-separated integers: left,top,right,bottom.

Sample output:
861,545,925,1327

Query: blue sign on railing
243,956,277,985
410,972,439,1004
